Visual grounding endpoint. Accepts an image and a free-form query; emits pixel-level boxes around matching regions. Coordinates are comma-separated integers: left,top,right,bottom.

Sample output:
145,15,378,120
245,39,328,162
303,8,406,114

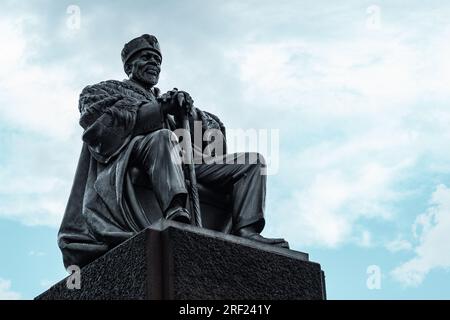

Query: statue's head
122,34,162,88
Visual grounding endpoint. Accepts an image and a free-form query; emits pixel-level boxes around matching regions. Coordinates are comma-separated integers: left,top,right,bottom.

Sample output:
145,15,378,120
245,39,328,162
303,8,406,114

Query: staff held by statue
176,92,203,228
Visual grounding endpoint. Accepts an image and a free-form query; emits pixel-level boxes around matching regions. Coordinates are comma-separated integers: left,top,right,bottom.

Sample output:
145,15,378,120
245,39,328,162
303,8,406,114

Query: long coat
58,79,225,268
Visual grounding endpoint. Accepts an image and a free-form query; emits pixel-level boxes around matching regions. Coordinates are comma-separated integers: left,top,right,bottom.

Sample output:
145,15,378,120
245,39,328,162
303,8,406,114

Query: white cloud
386,236,413,253
227,36,423,118
229,16,450,249
0,16,79,140
0,15,85,227
0,133,79,227
263,122,416,247
271,161,404,247
0,278,21,300
358,230,373,248
391,185,450,286
29,251,46,257
0,188,69,228
0,19,26,71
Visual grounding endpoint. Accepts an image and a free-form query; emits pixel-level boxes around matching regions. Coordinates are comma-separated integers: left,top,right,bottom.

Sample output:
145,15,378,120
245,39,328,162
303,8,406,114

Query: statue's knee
155,128,173,138
153,128,177,143
139,129,177,152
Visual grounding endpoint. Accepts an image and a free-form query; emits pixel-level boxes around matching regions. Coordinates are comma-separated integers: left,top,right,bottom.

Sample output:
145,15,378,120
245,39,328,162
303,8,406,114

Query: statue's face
129,49,162,87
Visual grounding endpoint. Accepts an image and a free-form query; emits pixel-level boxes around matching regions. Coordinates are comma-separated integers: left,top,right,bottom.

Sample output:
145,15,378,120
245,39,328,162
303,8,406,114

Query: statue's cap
121,34,161,65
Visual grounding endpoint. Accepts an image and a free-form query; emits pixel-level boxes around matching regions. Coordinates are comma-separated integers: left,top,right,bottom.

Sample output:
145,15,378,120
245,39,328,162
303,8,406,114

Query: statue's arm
132,100,164,136
78,82,163,163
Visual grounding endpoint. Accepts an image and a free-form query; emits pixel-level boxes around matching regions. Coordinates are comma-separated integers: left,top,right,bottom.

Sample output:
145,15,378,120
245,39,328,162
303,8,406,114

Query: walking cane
177,94,203,228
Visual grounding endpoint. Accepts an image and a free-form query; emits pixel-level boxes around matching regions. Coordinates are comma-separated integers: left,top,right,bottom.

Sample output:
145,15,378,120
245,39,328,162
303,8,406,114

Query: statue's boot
236,226,290,249
164,194,191,224
165,207,191,224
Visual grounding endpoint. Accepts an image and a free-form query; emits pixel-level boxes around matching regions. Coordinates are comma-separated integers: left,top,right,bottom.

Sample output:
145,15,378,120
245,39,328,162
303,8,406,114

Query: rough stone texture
36,221,326,300
166,228,324,299
36,231,148,300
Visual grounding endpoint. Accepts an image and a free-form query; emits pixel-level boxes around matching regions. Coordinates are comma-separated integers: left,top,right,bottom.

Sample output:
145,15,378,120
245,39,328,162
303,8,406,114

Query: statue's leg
195,152,288,247
131,129,190,222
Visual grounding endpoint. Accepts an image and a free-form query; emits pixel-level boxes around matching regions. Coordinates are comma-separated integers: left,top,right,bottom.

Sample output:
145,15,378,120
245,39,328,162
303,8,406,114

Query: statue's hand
159,88,194,116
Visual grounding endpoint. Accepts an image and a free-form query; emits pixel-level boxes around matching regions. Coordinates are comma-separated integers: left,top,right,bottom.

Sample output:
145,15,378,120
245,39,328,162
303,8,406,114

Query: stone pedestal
36,220,326,300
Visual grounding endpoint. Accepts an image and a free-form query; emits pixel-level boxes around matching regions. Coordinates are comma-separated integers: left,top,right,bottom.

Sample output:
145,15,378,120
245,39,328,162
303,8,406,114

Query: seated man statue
58,34,288,268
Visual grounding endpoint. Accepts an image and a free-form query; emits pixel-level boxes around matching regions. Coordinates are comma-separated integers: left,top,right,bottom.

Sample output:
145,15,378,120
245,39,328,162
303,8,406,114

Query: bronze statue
58,34,288,268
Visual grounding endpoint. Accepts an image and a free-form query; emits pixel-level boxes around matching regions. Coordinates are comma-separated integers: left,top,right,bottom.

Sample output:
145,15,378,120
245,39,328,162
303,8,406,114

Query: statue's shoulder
81,79,152,100
80,80,125,95
80,79,151,101
78,80,132,113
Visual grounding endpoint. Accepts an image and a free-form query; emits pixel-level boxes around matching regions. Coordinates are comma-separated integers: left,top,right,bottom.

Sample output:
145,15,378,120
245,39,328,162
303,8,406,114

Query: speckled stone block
36,220,326,300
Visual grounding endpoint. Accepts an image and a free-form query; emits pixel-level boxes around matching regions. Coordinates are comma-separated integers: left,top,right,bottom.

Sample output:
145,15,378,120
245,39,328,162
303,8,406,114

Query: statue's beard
131,62,160,88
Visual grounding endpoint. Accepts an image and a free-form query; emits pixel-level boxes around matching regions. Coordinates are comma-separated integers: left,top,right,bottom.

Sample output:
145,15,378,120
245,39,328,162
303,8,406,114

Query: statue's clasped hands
159,88,194,117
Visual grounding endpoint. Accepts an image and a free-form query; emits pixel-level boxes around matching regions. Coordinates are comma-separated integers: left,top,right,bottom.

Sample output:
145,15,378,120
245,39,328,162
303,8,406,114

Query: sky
0,0,450,299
